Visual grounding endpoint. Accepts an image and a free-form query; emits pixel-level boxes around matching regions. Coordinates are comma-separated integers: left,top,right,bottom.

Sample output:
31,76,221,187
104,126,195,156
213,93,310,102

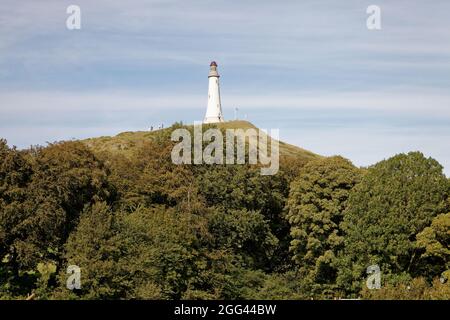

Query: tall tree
286,156,361,297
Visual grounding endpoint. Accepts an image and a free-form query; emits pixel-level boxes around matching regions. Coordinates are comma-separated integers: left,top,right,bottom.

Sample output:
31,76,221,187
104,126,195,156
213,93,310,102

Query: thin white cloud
1,89,449,116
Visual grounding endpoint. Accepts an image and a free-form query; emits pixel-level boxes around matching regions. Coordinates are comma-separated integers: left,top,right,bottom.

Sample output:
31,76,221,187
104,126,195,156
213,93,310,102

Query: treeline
0,125,448,300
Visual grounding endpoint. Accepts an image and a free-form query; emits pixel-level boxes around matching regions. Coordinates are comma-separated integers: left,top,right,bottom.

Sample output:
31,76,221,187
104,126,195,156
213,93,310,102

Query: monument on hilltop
203,61,225,123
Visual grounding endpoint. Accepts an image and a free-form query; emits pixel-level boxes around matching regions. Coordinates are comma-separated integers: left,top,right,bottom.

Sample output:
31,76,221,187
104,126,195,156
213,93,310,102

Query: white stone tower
204,61,224,123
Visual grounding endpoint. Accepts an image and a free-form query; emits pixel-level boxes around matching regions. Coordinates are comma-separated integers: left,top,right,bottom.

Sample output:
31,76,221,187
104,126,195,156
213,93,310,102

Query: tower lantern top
208,61,220,78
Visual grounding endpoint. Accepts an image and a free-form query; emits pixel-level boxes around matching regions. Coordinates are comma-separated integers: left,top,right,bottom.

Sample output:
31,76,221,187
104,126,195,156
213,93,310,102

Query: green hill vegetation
0,121,448,300
82,120,319,160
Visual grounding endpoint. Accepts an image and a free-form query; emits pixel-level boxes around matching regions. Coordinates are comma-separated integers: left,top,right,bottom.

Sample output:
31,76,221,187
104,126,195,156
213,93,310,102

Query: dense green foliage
0,128,448,300
337,152,449,295
286,156,362,298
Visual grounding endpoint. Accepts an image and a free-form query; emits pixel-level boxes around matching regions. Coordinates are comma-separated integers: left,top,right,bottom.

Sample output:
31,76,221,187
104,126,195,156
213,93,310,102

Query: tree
285,156,361,297
1,141,114,297
56,203,218,300
106,138,198,210
195,164,290,271
0,139,33,296
208,208,278,270
338,152,449,295
56,202,126,299
416,212,450,279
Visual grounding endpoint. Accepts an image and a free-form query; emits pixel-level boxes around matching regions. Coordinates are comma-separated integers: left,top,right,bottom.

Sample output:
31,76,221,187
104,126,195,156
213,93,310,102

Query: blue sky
0,0,449,174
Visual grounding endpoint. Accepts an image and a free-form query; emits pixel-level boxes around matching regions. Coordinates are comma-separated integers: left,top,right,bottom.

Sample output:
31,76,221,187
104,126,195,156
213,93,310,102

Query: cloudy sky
1,0,449,174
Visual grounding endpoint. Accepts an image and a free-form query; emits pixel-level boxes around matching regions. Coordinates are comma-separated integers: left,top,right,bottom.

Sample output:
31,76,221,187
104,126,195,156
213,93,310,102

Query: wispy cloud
1,89,449,115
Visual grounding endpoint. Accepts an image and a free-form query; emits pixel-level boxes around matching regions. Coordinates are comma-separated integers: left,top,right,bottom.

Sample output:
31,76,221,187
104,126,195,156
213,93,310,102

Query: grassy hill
82,120,320,161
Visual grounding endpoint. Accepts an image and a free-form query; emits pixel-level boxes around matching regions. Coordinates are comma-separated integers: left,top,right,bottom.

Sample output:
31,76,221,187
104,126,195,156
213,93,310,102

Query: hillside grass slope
82,120,320,161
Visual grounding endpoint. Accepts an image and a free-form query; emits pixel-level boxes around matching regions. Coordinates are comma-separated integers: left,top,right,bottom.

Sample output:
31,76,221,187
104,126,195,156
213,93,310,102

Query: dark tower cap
210,61,218,67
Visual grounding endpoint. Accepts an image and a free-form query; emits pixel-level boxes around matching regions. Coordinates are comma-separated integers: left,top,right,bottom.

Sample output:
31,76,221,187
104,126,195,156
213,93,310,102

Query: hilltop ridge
82,120,320,161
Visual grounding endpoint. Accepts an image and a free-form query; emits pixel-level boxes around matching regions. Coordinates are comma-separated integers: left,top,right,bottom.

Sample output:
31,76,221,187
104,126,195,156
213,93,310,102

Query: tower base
203,116,224,124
